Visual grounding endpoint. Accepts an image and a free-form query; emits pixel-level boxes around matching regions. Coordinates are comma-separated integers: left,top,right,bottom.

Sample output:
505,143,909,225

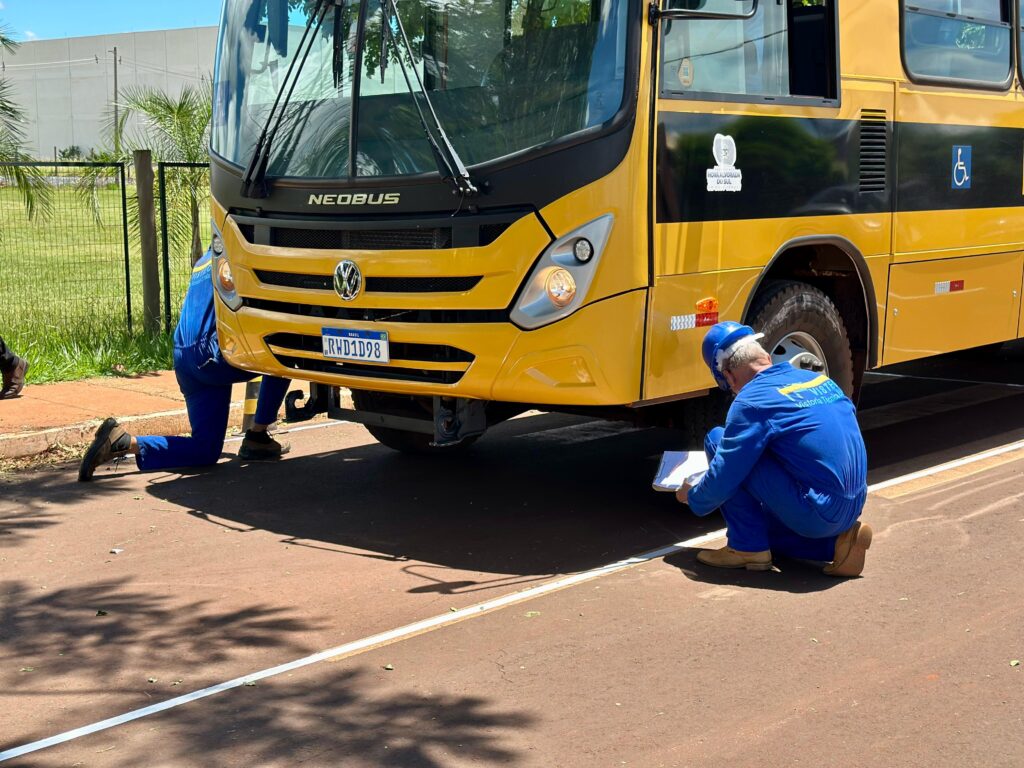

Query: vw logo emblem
334,260,362,302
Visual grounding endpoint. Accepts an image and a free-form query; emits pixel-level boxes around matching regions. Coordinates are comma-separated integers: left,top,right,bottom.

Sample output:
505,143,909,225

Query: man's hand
675,482,692,505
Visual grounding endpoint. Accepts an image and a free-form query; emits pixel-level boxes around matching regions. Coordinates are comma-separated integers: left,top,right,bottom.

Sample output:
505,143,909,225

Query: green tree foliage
81,84,212,266
0,23,52,219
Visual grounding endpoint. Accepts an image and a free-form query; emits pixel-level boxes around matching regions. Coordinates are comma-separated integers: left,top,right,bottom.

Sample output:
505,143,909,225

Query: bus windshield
212,0,631,181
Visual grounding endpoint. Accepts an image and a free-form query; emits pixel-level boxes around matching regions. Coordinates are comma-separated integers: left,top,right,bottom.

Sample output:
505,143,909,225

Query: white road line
0,528,725,763
5,435,1024,762
868,438,1024,492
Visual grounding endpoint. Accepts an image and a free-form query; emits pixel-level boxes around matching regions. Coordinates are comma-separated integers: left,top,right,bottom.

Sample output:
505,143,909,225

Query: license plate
322,328,390,364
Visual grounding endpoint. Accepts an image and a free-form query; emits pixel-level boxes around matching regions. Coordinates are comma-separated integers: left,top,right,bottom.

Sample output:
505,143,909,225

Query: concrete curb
0,403,246,461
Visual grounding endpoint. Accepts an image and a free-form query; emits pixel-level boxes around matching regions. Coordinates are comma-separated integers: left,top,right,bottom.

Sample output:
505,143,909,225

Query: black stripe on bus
656,112,1024,224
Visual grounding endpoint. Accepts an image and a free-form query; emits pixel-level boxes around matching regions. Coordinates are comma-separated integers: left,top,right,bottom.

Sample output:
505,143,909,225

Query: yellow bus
208,0,1024,451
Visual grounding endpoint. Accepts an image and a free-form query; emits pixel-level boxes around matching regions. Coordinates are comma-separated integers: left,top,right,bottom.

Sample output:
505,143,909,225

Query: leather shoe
824,521,873,577
1,357,29,399
696,546,773,571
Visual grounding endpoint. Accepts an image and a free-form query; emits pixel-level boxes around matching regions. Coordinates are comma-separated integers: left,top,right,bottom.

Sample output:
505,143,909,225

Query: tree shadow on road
10,668,534,768
0,577,322,711
153,668,530,768
663,549,847,593
0,468,135,548
144,416,720,583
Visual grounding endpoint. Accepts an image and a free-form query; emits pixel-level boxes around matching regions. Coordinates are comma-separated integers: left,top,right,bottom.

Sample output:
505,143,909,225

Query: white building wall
0,27,219,159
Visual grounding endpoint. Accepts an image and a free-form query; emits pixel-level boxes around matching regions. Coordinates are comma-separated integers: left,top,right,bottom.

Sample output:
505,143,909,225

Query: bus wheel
350,390,480,455
748,280,855,396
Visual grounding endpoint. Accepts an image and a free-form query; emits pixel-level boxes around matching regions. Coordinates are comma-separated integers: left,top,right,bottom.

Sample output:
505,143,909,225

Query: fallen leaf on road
96,610,108,617
810,638,819,644
171,679,183,686
244,681,257,687
525,611,541,618
109,549,124,555
1011,660,1020,667
19,667,34,673
383,664,394,671
147,677,158,684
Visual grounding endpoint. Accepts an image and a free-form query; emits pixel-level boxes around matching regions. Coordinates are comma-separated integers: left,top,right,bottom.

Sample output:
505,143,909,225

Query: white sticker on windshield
706,134,742,193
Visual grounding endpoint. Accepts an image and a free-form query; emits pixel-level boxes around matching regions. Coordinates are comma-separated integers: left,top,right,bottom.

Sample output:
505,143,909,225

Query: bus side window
902,0,1013,87
661,0,837,102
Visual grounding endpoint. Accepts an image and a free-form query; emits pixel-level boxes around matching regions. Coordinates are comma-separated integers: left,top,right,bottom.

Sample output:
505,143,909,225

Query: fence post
158,163,172,334
134,150,161,334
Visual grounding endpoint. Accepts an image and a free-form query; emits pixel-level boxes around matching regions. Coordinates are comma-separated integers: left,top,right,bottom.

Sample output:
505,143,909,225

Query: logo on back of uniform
777,374,844,408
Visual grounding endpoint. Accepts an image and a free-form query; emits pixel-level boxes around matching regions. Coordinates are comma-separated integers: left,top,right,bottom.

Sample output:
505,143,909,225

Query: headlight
217,259,236,293
545,268,577,307
511,215,613,330
211,221,242,311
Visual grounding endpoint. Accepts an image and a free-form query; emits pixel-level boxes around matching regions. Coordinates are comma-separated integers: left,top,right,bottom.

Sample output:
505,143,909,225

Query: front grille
272,354,466,385
230,208,528,251
266,332,474,364
273,227,452,250
243,297,509,324
254,270,482,294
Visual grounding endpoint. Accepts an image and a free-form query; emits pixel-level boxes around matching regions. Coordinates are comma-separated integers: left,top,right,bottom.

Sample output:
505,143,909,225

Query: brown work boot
696,546,773,571
238,429,289,461
824,521,873,577
1,356,29,399
78,418,132,482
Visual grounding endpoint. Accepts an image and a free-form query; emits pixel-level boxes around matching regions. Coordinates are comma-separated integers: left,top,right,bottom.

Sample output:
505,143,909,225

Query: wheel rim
769,331,828,375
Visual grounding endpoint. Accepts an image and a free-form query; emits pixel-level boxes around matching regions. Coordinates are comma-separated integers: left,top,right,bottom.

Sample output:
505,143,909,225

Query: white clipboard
652,451,709,492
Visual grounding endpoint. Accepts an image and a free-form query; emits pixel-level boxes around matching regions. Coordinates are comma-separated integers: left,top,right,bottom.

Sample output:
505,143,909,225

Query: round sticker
677,57,694,88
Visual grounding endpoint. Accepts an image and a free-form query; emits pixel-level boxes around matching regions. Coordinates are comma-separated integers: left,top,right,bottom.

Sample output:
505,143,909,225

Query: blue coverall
135,252,291,471
687,363,868,560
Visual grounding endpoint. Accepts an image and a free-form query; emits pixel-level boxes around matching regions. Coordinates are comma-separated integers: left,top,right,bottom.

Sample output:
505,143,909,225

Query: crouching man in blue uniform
78,251,291,481
677,321,872,577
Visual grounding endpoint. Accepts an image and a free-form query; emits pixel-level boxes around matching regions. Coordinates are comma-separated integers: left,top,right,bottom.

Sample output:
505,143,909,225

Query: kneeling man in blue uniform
78,250,291,481
678,321,872,577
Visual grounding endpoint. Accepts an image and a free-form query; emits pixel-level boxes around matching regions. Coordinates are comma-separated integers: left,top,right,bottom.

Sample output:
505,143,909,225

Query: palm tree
0,23,51,219
116,85,212,266
82,84,212,266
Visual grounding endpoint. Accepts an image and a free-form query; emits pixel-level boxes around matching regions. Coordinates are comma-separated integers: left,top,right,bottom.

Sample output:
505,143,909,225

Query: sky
0,0,223,42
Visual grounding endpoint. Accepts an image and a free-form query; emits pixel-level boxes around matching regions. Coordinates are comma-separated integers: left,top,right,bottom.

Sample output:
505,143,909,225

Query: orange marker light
695,297,720,327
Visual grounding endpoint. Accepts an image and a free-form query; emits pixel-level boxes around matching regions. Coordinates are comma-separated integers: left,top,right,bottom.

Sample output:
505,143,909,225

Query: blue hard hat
701,321,763,391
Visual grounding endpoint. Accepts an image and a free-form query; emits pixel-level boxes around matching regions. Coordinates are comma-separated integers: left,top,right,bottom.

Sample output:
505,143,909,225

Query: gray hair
721,340,770,373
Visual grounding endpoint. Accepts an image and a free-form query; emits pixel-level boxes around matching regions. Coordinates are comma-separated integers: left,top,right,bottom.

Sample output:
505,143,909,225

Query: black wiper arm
381,0,478,198
241,0,334,199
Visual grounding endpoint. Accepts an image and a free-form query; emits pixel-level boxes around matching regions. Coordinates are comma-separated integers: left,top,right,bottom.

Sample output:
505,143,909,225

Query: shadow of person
144,415,724,587
663,549,847,594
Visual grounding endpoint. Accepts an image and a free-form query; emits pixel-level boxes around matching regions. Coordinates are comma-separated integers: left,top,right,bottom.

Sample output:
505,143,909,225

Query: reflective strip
777,374,830,395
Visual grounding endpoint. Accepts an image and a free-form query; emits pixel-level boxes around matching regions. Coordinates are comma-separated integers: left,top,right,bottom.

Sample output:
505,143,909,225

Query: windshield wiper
380,0,478,199
241,0,334,199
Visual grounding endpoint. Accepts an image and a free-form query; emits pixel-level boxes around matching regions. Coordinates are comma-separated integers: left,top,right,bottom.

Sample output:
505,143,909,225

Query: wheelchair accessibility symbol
951,145,972,190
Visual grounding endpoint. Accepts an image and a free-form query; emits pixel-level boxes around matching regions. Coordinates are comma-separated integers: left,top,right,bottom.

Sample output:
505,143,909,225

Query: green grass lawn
0,180,210,383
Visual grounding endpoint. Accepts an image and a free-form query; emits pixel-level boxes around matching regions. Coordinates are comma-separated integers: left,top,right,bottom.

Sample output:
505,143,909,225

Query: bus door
644,0,893,401
884,0,1024,364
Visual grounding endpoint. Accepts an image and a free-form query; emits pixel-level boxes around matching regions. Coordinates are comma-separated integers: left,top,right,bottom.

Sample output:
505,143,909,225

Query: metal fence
158,161,212,332
0,162,133,338
0,160,210,341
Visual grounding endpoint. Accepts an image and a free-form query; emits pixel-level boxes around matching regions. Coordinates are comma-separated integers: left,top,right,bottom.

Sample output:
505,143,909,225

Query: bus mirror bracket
649,0,758,25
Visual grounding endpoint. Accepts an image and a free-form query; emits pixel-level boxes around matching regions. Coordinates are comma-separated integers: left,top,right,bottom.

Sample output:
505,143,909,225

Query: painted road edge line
868,438,1024,492
5,437,1024,762
0,528,726,762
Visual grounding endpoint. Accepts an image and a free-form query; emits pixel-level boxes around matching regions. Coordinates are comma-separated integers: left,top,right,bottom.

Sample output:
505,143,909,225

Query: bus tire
748,280,856,396
350,389,480,455
674,391,731,449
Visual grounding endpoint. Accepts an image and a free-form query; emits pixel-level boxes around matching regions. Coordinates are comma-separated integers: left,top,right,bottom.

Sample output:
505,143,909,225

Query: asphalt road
2,346,1024,767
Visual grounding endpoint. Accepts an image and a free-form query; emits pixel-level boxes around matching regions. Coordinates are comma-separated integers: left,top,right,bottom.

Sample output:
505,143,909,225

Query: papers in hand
653,451,709,492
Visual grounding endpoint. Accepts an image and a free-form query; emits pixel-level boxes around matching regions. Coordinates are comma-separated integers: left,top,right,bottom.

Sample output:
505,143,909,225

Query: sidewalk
0,372,307,461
